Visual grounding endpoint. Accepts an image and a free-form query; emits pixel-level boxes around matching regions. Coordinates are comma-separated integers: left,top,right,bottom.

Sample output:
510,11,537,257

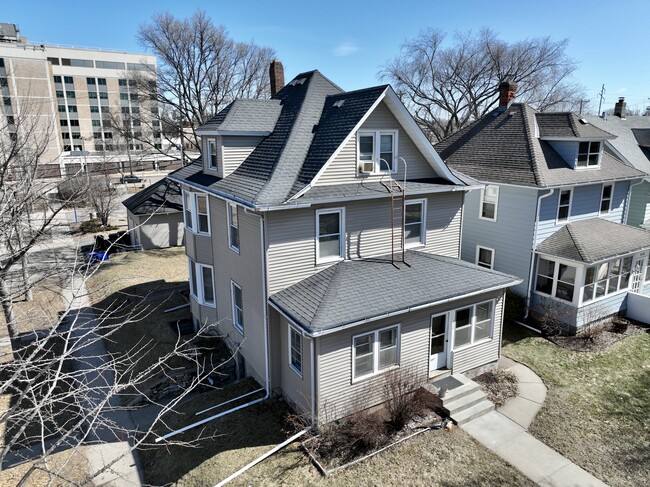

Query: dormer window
577,141,601,168
358,130,398,174
207,138,219,170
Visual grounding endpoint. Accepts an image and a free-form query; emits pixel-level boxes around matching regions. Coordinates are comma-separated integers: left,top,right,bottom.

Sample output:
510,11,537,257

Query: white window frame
599,183,614,216
351,324,401,382
315,208,345,264
479,185,499,221
576,140,601,168
534,256,578,305
476,246,495,270
451,300,495,351
187,258,215,308
207,138,219,170
404,198,427,248
556,188,573,223
227,202,240,253
357,130,399,174
288,326,303,377
230,280,244,335
581,255,633,305
182,190,211,236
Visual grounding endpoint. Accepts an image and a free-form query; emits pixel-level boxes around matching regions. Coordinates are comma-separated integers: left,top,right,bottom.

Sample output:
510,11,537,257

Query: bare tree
380,28,586,141
137,9,276,152
86,173,120,227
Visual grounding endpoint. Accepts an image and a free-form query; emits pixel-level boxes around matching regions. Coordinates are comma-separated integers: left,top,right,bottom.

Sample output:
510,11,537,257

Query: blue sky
5,0,650,113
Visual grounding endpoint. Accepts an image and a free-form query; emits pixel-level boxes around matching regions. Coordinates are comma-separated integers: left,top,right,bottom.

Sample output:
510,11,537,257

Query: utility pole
578,99,590,115
597,84,606,116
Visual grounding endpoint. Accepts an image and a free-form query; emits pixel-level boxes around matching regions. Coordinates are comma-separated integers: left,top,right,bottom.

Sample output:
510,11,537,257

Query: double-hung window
557,189,572,222
231,280,243,334
577,141,601,167
404,200,426,247
453,301,494,349
352,325,400,380
600,184,613,215
480,185,499,221
476,246,495,269
227,203,239,252
183,191,210,235
187,259,215,307
357,130,398,173
289,326,303,376
208,138,219,170
316,208,344,263
535,257,577,303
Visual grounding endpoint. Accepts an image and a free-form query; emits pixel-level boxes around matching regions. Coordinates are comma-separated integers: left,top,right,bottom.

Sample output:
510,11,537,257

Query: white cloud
333,41,359,57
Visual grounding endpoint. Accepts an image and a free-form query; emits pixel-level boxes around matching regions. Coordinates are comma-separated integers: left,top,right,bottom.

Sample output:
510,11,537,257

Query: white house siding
222,136,264,177
316,290,504,419
460,185,537,296
314,102,440,186
279,316,312,414
627,181,650,227
535,182,629,246
266,193,463,294
130,212,184,250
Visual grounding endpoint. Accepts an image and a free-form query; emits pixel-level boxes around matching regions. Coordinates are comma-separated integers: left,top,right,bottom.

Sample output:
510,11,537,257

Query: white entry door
630,252,646,294
429,313,449,372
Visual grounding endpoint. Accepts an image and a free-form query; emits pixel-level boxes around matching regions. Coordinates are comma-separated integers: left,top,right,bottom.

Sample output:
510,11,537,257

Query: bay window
352,325,400,380
187,258,215,307
182,190,210,235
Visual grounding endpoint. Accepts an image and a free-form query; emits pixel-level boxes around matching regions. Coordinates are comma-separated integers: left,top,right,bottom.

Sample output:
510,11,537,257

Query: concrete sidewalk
461,357,607,487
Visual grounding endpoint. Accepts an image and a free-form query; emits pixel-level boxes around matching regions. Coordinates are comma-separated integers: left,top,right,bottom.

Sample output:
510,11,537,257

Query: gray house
168,65,520,419
123,178,184,250
436,83,650,332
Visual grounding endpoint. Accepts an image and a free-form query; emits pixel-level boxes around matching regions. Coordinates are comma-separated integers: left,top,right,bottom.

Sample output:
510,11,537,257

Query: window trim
576,140,602,168
351,324,401,383
230,280,244,335
476,246,495,270
315,207,345,264
227,202,240,253
581,255,633,305
356,129,399,174
288,326,303,378
182,190,211,236
451,300,495,351
187,259,216,308
556,188,573,224
599,183,614,216
479,185,499,222
207,138,219,171
404,198,427,248
534,255,578,305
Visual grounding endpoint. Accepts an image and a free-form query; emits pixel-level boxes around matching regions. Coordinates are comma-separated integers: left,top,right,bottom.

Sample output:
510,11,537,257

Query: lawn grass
502,322,650,487
140,382,534,487
0,446,92,487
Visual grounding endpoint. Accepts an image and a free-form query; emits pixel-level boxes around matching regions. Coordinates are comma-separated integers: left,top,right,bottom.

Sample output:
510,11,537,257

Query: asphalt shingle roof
199,99,282,133
435,103,645,188
269,251,521,334
536,112,615,139
536,218,650,263
584,115,650,174
122,178,183,216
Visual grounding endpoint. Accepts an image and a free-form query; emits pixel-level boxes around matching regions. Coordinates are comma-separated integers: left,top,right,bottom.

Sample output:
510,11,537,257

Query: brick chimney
269,60,284,97
614,97,626,118
498,81,517,111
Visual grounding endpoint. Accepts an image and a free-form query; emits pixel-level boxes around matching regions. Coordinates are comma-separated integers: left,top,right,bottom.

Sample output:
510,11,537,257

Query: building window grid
187,259,215,307
577,141,601,167
480,185,499,221
476,246,495,269
583,256,632,304
600,184,613,215
557,189,572,222
352,324,400,381
231,281,244,334
404,199,426,248
182,191,210,235
535,257,577,303
289,326,303,376
316,208,344,264
208,139,218,170
227,203,240,252
453,301,494,350
357,130,398,173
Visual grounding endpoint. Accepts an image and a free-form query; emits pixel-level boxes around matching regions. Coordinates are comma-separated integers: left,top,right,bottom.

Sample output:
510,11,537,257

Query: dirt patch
548,322,645,353
475,369,519,407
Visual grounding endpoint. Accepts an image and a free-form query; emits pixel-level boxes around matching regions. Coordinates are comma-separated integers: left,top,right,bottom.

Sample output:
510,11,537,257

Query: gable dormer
535,112,615,170
196,98,282,178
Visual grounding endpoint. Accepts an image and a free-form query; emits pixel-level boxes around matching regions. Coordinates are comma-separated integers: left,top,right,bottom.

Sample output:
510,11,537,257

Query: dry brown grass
0,447,92,487
475,368,519,407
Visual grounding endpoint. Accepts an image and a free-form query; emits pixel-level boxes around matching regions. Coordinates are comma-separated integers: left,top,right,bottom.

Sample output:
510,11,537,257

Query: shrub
475,369,518,407
382,368,424,432
612,317,630,334
79,219,104,234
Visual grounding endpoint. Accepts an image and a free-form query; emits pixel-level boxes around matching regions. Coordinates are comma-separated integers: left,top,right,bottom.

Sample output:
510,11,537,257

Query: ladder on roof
380,157,410,269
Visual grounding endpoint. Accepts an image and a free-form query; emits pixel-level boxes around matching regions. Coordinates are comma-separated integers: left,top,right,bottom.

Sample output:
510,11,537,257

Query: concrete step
443,389,489,414
441,381,480,402
451,400,495,425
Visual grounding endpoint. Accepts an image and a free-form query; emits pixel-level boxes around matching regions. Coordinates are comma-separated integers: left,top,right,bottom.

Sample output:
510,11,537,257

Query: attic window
289,78,307,86
333,100,345,108
577,141,601,168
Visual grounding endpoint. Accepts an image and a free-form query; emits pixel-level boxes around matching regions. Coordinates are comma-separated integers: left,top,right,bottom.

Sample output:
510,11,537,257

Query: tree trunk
0,275,19,343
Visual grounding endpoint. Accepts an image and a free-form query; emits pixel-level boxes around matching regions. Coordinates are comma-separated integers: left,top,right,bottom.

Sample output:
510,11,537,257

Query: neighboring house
167,64,520,420
435,83,650,333
585,98,650,229
122,178,184,250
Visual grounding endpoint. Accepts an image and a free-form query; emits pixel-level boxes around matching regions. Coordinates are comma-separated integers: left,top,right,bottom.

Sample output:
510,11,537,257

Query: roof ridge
565,222,589,262
567,112,580,137
329,84,389,97
521,104,546,186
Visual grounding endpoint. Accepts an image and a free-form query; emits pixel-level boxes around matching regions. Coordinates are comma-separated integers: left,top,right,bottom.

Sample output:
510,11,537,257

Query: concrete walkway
461,357,608,487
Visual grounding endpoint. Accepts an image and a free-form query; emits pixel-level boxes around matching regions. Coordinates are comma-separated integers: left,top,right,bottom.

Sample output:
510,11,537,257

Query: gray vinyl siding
222,136,264,177
209,198,267,386
577,292,627,327
535,182,629,246
268,308,283,393
266,192,463,294
460,185,537,296
627,181,650,227
315,101,440,186
279,316,312,414
131,212,184,250
316,289,504,419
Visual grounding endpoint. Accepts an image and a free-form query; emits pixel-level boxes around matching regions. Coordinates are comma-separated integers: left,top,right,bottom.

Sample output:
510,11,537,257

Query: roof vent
333,100,345,108
289,77,307,86
579,118,589,125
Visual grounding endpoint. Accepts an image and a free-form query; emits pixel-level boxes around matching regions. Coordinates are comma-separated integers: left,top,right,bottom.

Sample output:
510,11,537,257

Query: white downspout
258,213,271,395
624,178,646,225
525,188,555,320
310,338,316,425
